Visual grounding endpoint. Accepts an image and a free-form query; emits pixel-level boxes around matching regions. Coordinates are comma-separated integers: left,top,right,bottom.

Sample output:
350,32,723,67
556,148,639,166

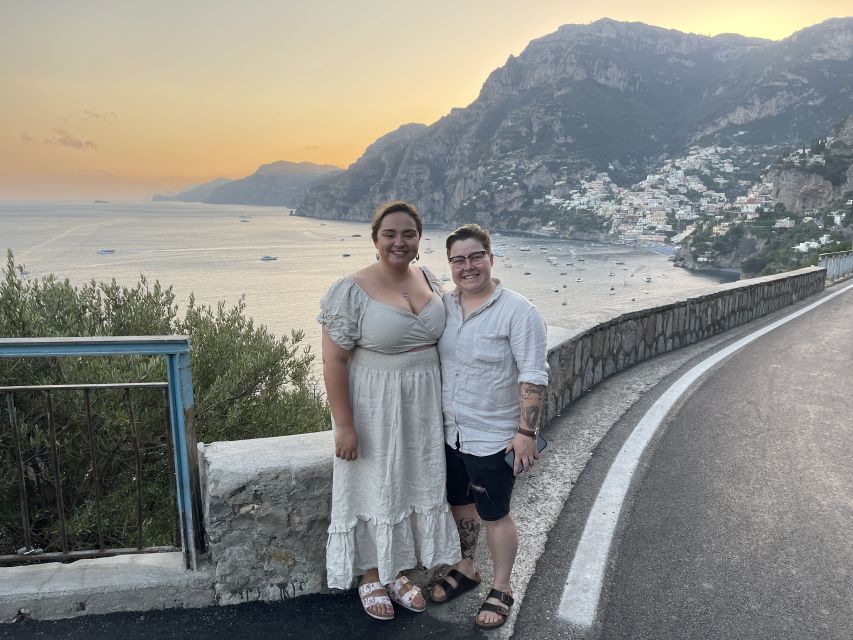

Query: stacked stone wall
542,267,825,424
199,266,825,603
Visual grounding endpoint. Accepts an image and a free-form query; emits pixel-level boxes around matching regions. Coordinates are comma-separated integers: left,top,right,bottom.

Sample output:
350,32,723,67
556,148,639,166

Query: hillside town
537,139,852,273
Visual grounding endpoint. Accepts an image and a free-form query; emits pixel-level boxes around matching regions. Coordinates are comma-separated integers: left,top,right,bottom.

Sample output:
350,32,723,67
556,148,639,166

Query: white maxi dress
318,268,461,589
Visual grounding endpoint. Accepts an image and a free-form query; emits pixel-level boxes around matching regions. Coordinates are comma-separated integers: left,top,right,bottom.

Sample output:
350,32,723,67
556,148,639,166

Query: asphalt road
519,284,853,640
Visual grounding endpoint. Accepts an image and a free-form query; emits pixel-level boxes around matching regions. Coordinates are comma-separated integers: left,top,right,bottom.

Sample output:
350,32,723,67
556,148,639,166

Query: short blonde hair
445,223,491,256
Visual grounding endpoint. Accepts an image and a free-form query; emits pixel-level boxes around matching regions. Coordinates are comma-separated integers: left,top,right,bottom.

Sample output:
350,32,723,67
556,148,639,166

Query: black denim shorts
445,443,516,521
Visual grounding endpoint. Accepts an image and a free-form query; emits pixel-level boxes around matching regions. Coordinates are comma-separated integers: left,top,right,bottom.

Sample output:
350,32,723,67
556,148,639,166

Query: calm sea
1,201,737,377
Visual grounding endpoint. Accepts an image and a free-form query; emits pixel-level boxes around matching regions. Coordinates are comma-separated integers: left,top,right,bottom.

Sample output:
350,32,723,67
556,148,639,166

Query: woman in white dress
318,201,460,620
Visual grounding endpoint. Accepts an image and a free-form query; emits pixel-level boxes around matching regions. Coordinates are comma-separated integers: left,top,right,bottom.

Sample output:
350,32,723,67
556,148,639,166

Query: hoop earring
375,253,380,261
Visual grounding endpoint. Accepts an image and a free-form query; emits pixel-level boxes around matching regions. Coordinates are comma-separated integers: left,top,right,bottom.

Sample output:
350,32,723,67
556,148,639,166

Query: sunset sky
1,1,850,200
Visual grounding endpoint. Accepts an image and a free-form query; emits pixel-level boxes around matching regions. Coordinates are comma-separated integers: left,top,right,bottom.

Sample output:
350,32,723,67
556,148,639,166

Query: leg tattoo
458,517,481,561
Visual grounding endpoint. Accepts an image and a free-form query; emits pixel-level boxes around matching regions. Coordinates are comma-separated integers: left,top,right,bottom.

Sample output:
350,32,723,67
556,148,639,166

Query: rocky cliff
299,18,853,225
767,113,853,213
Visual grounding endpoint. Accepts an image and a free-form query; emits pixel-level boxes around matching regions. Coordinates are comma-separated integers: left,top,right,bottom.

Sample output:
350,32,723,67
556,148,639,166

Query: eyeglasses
448,250,489,267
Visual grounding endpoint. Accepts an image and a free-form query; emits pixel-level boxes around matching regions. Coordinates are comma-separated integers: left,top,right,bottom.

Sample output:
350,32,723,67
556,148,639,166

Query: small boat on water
260,255,278,261
643,275,652,283
615,261,625,265
576,277,583,283
97,249,115,255
342,253,351,257
519,246,531,252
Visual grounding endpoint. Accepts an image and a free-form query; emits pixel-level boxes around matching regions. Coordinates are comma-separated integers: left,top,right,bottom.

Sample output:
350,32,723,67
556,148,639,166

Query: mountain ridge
298,17,853,226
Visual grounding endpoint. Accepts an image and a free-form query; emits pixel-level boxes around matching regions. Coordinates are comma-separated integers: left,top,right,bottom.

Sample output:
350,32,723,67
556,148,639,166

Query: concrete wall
199,266,825,604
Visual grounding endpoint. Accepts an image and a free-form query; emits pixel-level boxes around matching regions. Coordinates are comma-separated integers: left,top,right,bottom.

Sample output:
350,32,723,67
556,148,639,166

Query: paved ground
3,283,851,640
519,283,853,639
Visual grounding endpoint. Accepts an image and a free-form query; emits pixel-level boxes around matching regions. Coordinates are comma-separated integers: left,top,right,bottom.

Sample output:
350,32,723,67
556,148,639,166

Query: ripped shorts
445,443,516,521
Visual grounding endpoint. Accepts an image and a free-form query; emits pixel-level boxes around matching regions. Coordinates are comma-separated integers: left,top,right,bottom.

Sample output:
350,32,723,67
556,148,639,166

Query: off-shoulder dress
318,266,461,589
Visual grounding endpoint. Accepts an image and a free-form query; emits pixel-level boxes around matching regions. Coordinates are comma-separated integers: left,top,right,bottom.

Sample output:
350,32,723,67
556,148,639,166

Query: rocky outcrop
767,113,853,213
299,18,853,225
767,167,843,213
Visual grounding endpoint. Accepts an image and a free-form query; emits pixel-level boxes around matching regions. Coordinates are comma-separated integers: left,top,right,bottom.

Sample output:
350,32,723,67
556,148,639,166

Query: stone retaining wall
542,267,825,425
199,266,825,605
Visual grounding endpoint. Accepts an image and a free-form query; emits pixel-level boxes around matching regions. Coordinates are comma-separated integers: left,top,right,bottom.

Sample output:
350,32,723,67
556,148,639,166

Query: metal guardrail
0,337,204,570
818,250,853,282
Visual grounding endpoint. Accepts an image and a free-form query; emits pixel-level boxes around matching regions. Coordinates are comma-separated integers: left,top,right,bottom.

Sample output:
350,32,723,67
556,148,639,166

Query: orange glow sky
1,1,850,200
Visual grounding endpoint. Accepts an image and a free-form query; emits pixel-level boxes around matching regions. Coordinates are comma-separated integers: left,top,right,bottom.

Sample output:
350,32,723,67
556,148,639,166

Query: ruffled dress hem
325,502,461,590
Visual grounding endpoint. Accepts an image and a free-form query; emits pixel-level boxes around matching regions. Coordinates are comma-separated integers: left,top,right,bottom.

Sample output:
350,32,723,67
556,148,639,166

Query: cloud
20,132,34,142
82,110,118,124
60,110,118,124
45,129,97,150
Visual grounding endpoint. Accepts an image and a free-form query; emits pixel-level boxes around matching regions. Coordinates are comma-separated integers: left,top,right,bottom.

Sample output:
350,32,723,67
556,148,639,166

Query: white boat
643,275,652,283
576,277,583,283
260,255,278,261
97,249,115,255
519,246,531,252
492,245,506,257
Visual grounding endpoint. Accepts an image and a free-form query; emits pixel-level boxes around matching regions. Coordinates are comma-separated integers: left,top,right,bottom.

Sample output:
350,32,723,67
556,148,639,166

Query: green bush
0,250,329,556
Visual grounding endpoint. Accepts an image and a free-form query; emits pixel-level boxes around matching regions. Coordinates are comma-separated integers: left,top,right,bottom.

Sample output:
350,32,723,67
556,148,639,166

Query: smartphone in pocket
504,433,547,475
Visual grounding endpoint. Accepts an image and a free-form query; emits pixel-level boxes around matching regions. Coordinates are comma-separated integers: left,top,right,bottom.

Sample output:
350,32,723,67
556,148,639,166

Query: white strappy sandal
385,575,426,613
358,581,394,620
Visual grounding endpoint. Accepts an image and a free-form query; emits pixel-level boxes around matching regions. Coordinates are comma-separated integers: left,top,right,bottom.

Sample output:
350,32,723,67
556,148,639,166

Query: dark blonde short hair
371,201,422,241
445,223,491,256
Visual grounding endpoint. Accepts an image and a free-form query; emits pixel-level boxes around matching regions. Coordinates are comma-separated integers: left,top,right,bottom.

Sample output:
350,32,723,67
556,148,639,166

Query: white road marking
558,281,853,628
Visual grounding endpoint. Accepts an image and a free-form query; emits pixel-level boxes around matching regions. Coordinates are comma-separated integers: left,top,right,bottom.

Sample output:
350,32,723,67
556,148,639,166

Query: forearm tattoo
457,517,480,561
520,383,546,429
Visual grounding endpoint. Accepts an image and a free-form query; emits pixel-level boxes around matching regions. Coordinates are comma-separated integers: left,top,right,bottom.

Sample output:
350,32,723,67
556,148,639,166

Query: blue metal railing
819,250,853,282
0,336,204,570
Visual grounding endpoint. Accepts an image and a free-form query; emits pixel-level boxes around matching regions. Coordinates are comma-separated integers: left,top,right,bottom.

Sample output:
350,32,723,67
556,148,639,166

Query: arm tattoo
522,406,541,429
457,517,480,561
520,382,546,430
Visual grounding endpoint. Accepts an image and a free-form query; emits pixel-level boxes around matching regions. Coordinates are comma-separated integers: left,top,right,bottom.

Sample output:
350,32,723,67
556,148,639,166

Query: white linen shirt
438,280,549,456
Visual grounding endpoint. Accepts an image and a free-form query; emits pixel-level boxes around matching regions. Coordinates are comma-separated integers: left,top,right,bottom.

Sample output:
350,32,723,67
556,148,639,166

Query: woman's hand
335,425,358,461
506,431,539,475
